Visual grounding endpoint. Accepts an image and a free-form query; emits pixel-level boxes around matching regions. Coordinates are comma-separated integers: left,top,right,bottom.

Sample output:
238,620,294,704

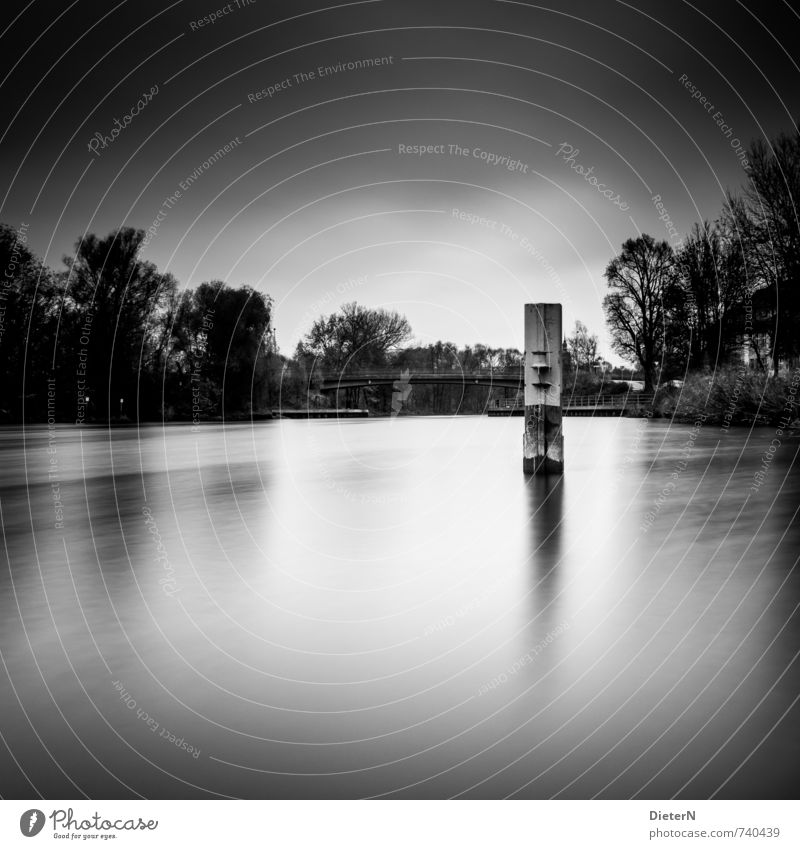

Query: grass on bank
655,365,798,427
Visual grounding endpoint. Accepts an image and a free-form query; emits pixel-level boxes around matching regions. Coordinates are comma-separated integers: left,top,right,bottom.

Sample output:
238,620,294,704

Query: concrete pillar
523,303,563,474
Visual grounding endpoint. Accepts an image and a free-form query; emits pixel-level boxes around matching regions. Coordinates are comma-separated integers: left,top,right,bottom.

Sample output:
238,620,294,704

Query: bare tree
673,220,749,368
603,234,675,391
724,129,800,370
566,320,599,371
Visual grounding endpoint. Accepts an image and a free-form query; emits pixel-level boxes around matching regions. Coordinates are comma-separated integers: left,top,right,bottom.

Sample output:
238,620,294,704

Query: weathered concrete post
523,303,563,474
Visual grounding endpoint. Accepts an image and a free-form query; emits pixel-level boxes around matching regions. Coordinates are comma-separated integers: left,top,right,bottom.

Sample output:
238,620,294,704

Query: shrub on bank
563,370,630,398
659,365,796,426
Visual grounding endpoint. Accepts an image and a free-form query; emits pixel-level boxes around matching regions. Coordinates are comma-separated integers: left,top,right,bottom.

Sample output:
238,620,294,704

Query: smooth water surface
1,416,798,798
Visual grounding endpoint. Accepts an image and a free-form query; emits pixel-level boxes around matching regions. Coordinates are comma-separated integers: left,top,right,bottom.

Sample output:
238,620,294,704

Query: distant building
561,338,573,372
591,358,614,374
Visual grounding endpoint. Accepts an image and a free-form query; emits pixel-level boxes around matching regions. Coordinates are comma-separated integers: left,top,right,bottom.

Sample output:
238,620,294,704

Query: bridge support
523,303,563,474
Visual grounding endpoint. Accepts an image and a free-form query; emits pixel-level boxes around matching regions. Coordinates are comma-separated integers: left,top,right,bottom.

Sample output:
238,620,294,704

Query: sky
2,0,799,361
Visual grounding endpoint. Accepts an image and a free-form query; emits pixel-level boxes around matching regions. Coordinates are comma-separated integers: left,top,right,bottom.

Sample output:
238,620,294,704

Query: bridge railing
316,368,524,380
314,369,656,409
495,393,655,409
565,393,655,408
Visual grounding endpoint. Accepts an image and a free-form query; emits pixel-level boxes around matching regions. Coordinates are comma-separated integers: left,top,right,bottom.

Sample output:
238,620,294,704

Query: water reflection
525,474,564,604
0,419,797,799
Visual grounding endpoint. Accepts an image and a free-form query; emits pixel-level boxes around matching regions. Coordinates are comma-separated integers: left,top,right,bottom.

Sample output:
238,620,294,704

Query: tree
673,220,749,369
566,320,599,371
295,301,411,408
174,281,273,416
296,301,411,371
724,129,800,370
0,223,60,421
64,227,176,418
603,234,675,391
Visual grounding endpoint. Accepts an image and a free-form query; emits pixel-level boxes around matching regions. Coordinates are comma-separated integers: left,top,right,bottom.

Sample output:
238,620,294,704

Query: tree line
0,209,626,422
287,301,628,413
283,301,528,413
603,125,800,392
5,125,795,423
0,224,273,422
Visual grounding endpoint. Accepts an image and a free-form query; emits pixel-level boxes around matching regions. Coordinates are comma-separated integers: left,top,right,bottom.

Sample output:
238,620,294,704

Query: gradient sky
2,0,799,360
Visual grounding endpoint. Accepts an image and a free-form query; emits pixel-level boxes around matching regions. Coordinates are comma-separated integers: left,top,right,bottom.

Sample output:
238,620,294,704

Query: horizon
3,1,796,364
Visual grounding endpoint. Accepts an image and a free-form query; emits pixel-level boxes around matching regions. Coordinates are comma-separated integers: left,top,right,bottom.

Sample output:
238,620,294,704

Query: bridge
315,369,653,415
316,368,524,391
490,392,655,416
312,303,642,474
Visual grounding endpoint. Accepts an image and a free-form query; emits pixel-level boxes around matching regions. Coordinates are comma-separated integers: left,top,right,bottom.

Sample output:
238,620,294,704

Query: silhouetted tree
174,281,273,417
603,234,675,391
1,223,274,422
673,220,749,369
63,227,176,419
724,128,800,370
0,223,59,421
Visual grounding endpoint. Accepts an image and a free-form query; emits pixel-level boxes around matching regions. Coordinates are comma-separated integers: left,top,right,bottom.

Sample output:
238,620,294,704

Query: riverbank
655,365,800,428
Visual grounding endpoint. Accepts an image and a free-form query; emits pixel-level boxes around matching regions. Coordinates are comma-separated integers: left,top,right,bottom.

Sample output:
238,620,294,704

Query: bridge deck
489,393,655,416
317,370,524,390
314,371,654,415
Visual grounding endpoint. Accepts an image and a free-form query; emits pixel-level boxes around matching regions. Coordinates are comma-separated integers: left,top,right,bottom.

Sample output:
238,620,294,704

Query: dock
273,409,370,419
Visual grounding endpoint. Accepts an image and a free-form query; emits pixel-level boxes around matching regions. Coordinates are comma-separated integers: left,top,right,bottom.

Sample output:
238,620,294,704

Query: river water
1,417,798,799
